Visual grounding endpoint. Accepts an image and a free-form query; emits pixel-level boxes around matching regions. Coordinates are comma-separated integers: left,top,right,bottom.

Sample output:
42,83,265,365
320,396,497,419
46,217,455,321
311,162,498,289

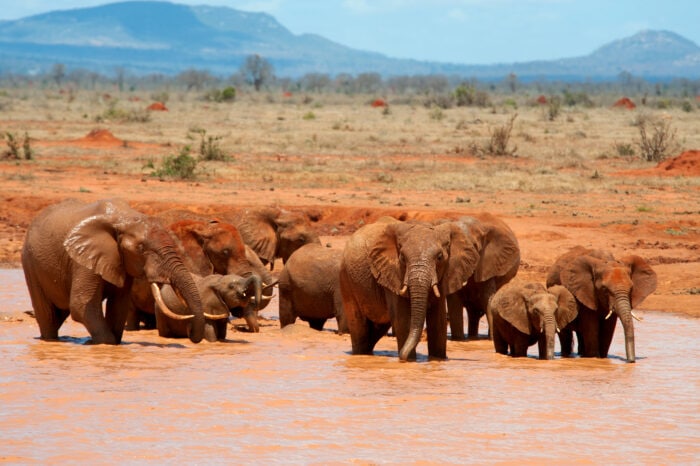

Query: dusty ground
1,92,699,317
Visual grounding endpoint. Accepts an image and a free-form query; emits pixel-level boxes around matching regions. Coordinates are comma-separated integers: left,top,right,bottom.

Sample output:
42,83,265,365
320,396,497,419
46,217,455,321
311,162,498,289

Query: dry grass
2,88,700,195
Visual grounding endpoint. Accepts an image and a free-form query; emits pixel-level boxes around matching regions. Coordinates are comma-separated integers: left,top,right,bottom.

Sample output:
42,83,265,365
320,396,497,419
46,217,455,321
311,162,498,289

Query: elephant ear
548,285,578,329
619,255,658,307
236,210,278,265
493,285,531,335
368,223,404,294
63,214,125,287
435,222,480,295
560,255,602,311
472,217,520,283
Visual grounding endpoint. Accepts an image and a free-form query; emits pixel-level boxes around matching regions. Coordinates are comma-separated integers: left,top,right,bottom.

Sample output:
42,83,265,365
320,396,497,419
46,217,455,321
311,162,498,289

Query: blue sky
2,1,699,64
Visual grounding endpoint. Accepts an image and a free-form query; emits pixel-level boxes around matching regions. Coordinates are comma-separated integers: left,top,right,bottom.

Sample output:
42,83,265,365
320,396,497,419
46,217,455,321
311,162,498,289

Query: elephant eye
436,251,444,262
222,248,231,256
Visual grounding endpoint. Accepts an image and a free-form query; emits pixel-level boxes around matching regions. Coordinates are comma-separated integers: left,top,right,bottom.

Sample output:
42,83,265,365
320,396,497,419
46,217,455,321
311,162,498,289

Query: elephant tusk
399,285,408,297
432,284,441,298
151,283,195,321
259,293,275,303
605,303,614,320
631,311,644,322
204,312,230,320
556,326,561,334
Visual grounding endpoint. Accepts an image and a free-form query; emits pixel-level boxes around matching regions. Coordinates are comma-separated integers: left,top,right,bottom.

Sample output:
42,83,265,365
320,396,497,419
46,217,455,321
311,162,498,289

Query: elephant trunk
615,292,635,363
398,270,432,362
543,314,556,360
167,260,205,343
243,274,262,332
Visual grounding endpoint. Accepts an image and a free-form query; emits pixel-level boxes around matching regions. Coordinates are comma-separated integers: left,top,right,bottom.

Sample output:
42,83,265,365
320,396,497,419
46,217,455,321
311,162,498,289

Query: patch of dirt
615,149,700,177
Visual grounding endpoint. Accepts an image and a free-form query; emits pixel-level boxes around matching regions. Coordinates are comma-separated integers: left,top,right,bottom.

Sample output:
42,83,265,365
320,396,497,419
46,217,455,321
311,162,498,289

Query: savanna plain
1,89,699,464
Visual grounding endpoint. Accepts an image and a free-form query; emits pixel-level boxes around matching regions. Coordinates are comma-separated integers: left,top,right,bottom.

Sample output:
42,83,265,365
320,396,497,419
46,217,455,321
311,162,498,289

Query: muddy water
1,268,698,464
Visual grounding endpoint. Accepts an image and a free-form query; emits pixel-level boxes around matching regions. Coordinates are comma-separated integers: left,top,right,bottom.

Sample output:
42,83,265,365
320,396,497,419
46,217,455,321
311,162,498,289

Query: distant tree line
2,54,700,107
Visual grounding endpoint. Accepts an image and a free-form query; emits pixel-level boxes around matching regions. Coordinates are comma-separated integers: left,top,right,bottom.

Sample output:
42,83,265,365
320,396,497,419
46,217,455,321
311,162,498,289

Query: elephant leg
426,302,447,360
492,326,509,355
29,290,68,340
558,327,574,357
576,310,599,358
598,316,618,358
466,306,483,339
125,307,140,331
308,319,327,331
447,293,465,341
511,342,528,357
105,291,132,344
216,319,228,341
278,292,296,328
537,335,547,360
203,322,218,342
70,276,117,344
391,301,412,359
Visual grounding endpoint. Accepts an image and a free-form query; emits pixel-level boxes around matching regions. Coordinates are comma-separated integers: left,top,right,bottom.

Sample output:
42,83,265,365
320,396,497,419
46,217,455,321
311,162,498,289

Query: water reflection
1,268,698,464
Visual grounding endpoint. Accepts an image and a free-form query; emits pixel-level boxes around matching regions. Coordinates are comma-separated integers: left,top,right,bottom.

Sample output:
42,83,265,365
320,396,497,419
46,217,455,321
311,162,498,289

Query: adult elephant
546,246,657,363
127,218,274,331
340,218,480,361
155,273,260,341
230,206,319,269
445,214,520,340
489,282,577,359
278,243,347,333
22,198,205,344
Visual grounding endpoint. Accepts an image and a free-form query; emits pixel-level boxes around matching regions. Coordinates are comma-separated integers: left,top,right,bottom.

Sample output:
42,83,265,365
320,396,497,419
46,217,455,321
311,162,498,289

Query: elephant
546,246,657,363
489,282,577,359
155,273,260,341
229,206,320,269
127,218,274,331
278,243,347,333
445,214,520,340
339,217,480,361
21,198,205,344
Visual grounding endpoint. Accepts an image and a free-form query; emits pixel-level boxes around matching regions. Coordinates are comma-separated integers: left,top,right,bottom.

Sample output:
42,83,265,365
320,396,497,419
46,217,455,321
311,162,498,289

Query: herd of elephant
21,198,658,363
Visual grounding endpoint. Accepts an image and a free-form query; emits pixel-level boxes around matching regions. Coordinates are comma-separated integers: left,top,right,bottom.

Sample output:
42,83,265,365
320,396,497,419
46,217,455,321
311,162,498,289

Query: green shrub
204,86,236,103
3,132,32,160
151,146,198,179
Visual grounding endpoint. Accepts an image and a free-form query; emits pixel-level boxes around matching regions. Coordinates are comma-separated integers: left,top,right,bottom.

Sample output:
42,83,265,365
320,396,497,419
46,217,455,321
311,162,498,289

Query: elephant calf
489,282,577,360
278,243,347,333
155,273,261,342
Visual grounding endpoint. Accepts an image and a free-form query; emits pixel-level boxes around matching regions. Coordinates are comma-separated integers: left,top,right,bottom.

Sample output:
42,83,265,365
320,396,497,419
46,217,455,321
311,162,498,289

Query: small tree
484,114,518,156
240,54,274,91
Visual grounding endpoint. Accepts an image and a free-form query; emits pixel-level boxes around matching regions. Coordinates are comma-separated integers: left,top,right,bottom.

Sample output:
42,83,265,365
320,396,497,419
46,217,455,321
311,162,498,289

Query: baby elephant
155,273,261,342
489,282,577,359
278,243,348,333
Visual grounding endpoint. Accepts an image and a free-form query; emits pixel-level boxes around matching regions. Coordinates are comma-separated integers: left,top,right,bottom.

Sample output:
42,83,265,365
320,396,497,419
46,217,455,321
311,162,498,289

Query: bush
204,86,236,103
152,146,198,179
636,114,677,162
3,132,32,160
547,96,561,121
196,130,228,161
484,113,518,156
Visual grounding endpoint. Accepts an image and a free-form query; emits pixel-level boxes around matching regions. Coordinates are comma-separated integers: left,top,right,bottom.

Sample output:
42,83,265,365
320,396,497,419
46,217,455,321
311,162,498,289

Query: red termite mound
536,95,547,105
147,102,168,111
371,98,387,108
78,129,123,145
612,97,636,109
655,150,700,176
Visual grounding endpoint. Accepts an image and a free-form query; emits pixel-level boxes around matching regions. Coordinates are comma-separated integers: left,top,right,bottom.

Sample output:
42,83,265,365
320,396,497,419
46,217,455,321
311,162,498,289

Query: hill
0,1,699,79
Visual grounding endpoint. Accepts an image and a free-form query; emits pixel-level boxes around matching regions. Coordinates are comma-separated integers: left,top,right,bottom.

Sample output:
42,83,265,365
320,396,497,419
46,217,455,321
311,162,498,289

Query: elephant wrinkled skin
22,198,205,344
489,282,577,359
340,218,480,361
546,246,657,363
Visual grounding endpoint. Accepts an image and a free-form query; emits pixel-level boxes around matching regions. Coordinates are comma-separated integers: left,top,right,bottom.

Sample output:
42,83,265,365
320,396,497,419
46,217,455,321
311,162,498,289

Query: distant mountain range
1,1,699,80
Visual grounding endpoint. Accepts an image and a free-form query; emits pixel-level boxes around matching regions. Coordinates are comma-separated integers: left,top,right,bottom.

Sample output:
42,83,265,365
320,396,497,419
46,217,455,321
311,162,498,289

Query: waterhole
1,269,697,464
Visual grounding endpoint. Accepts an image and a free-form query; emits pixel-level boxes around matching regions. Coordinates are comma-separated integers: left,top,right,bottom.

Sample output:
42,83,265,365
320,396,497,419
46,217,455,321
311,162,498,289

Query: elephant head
232,207,320,269
155,273,261,341
493,283,577,359
168,219,271,310
62,199,205,343
365,220,480,361
555,249,657,363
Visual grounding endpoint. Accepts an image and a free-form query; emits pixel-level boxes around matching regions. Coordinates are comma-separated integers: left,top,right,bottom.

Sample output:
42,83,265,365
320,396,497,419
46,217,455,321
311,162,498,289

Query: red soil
76,129,123,146
616,149,700,177
371,98,388,107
